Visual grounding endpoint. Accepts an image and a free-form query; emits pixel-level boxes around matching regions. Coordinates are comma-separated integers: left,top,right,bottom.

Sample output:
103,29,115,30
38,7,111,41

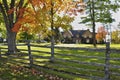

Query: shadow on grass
1,46,120,80
0,57,45,80
37,48,120,80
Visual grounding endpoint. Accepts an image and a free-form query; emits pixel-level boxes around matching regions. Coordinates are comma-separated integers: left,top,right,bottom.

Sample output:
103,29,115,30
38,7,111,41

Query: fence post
104,42,110,80
50,35,54,62
0,49,1,58
27,40,33,67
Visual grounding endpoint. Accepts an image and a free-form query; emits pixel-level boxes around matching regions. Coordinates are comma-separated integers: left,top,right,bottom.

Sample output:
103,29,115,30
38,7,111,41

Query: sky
71,9,120,32
111,10,120,30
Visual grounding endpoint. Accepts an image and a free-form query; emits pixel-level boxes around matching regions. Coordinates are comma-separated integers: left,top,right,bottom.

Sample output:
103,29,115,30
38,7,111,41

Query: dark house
62,29,93,44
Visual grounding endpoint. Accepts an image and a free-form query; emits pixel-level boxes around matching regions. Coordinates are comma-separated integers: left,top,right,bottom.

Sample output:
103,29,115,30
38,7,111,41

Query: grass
0,43,120,80
0,57,66,80
0,58,45,80
55,43,120,49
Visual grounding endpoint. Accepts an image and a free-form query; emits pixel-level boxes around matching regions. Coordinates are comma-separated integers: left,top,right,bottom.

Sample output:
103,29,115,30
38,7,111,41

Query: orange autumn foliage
96,26,107,41
8,8,15,14
12,24,21,32
12,0,84,33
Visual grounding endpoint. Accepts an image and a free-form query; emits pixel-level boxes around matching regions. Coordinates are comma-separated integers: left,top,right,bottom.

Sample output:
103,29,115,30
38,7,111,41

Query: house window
68,35,71,38
89,35,92,38
84,35,87,38
76,34,79,38
86,39,90,43
63,35,66,38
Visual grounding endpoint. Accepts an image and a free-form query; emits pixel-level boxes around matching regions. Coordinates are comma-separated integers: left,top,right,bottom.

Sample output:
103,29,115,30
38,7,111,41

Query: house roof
70,30,86,38
61,30,73,36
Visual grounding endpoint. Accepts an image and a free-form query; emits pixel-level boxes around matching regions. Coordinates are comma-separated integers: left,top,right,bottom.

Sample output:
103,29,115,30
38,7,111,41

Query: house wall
82,30,92,38
81,30,93,44
62,29,94,44
62,31,73,43
63,31,72,38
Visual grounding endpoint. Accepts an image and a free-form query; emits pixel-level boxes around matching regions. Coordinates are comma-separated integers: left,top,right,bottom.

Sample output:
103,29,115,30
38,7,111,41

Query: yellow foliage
13,0,84,39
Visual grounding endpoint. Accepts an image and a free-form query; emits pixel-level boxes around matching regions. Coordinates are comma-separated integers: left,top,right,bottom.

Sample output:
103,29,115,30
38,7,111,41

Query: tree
96,26,107,43
0,0,28,54
81,0,120,47
3,0,83,61
14,0,84,62
54,15,74,43
19,32,34,40
112,30,120,44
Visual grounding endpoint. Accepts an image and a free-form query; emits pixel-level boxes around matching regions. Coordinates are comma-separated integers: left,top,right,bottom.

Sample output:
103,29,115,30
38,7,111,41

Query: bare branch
18,0,24,8
10,0,15,9
0,3,9,30
9,0,15,28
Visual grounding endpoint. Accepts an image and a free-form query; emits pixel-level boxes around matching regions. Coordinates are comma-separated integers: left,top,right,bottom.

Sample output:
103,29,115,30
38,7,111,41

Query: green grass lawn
55,43,120,49
0,58,45,80
0,43,120,80
0,57,66,80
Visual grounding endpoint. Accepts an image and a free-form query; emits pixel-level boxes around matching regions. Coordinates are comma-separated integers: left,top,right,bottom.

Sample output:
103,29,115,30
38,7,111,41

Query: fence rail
0,43,120,80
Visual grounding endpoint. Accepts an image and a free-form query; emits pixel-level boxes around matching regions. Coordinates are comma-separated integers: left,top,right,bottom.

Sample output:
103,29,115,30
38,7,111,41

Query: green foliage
0,13,6,38
53,15,74,43
0,13,4,22
112,30,120,44
18,32,35,40
54,15,74,30
0,23,6,38
81,0,119,47
81,0,119,25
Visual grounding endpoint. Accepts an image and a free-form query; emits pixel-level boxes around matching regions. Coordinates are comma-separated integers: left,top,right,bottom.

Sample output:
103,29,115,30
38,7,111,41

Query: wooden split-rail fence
0,42,120,80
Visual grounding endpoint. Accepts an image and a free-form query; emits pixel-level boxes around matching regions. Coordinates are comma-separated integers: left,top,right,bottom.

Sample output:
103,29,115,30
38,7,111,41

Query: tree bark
50,0,55,62
6,30,17,54
92,0,96,48
89,0,96,48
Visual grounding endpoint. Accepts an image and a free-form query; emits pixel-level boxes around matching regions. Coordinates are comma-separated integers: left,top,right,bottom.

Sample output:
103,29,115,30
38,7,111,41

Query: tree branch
10,0,15,9
9,0,15,28
29,0,37,13
15,0,29,26
18,0,24,8
2,0,9,12
0,3,2,12
0,3,10,30
23,0,29,8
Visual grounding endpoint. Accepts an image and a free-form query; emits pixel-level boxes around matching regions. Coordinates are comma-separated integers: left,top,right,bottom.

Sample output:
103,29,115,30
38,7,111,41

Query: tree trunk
6,30,17,54
50,0,54,62
90,0,96,48
92,21,96,48
0,1,27,54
